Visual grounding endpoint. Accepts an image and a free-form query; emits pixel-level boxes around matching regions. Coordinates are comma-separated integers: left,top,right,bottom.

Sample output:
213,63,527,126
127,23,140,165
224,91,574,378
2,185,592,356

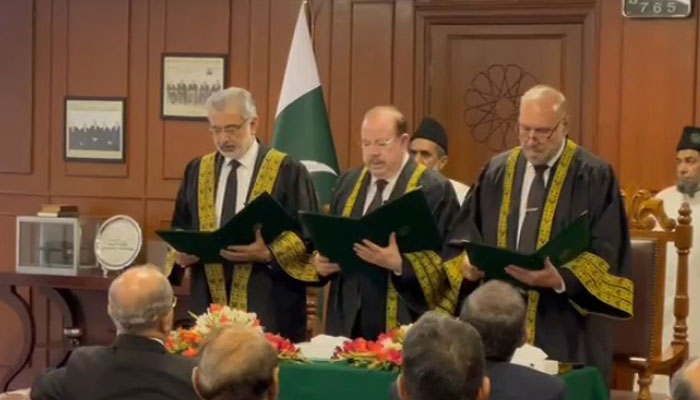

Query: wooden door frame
414,0,600,151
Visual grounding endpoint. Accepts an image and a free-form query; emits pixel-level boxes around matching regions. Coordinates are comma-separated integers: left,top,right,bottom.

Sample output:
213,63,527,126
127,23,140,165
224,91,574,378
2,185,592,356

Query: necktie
365,179,388,215
220,159,242,225
518,165,548,252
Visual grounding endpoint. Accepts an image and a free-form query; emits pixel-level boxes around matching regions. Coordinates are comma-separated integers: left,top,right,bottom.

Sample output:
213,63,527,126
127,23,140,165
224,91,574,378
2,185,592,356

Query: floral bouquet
165,304,305,362
332,324,411,372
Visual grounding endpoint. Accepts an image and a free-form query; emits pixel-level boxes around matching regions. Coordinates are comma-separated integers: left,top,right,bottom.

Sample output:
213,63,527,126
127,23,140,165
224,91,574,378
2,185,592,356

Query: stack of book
37,204,80,218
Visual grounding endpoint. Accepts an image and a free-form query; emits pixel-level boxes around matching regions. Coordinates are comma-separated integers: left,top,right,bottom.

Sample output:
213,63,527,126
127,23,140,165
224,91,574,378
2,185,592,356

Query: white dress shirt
515,139,566,247
215,140,259,228
362,153,410,215
515,139,567,293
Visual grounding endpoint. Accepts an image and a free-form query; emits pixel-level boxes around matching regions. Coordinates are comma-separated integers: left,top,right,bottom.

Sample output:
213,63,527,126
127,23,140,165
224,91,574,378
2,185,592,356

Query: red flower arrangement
332,325,410,372
165,304,304,362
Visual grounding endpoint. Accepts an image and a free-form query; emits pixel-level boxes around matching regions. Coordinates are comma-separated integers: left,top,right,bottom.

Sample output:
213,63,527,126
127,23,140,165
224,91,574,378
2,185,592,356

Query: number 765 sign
623,0,691,18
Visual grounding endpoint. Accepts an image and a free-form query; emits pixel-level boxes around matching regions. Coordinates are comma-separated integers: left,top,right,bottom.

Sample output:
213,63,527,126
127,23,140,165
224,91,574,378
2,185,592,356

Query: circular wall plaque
94,215,142,272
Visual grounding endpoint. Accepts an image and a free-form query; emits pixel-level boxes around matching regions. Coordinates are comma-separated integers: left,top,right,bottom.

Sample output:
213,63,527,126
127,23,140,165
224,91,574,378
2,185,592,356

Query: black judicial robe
167,143,318,343
448,139,633,380
324,158,460,339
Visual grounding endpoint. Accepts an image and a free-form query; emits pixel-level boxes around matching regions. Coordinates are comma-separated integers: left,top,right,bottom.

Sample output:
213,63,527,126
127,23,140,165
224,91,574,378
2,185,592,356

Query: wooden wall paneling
696,7,700,128
266,0,300,142
0,0,33,176
618,17,698,192
427,23,583,184
329,0,353,169
394,0,415,127
595,0,623,169
161,0,232,185
249,0,272,143
579,1,598,152
146,0,170,199
230,0,252,89
0,195,50,389
348,1,395,168
126,0,150,201
58,0,131,184
0,0,50,195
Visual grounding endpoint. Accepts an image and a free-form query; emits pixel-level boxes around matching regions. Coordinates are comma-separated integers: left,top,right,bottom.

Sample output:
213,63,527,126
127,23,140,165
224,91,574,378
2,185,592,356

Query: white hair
520,85,567,115
204,86,258,119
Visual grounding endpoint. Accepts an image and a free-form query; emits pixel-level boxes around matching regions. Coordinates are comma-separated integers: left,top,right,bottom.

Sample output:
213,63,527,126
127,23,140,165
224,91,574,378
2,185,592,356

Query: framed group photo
161,54,227,120
64,97,126,163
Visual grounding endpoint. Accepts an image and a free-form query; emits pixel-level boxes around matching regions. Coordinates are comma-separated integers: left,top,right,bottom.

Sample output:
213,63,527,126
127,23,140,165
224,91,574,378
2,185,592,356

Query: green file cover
156,193,298,264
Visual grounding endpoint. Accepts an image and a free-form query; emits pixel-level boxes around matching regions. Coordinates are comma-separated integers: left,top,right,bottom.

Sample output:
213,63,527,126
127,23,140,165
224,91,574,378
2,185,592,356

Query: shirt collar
528,138,567,170
224,139,259,170
371,152,410,187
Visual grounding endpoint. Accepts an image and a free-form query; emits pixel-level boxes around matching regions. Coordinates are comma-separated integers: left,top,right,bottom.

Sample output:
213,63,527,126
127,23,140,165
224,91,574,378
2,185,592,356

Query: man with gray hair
447,84,633,382
30,265,197,400
460,280,566,400
672,357,700,400
167,86,319,342
396,311,490,400
193,325,279,400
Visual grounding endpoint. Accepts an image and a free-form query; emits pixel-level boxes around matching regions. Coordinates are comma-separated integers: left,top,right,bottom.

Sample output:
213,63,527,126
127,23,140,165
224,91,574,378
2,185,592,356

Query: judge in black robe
166,87,318,343
281,106,460,340
325,157,459,339
447,86,633,382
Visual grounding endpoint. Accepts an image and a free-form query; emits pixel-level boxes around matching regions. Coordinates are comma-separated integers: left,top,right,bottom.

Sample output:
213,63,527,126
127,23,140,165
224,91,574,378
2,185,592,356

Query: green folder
155,193,298,264
449,212,591,283
299,191,442,286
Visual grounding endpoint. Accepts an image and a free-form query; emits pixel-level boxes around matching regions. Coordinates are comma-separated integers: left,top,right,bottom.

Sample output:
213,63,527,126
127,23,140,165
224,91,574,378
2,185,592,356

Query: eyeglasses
209,119,249,135
361,136,397,149
517,116,565,140
171,297,178,309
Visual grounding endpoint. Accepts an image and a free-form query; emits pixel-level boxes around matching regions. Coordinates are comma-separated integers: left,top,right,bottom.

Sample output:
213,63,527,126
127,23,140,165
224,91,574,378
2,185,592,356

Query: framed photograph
161,53,227,120
64,97,126,163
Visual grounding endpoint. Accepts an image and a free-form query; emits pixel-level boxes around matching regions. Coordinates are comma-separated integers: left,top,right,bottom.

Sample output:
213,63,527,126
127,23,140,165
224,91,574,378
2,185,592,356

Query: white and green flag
273,2,339,206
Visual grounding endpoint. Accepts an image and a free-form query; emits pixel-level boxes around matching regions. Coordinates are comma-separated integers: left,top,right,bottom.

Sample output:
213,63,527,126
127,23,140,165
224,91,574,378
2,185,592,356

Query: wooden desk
0,269,190,390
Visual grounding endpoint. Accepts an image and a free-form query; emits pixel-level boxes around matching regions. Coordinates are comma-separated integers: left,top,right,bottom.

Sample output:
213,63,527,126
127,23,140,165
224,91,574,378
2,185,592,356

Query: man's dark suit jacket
31,334,198,400
486,360,566,400
389,360,566,400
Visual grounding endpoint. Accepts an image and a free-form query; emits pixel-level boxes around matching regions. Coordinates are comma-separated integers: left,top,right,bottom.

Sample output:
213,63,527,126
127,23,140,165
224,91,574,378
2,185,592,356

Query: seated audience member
672,357,700,400
459,280,566,400
396,311,490,400
30,265,197,400
192,325,279,400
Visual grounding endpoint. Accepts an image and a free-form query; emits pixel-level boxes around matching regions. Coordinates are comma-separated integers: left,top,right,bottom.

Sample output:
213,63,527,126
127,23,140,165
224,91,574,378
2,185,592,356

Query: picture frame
161,53,228,120
64,97,126,163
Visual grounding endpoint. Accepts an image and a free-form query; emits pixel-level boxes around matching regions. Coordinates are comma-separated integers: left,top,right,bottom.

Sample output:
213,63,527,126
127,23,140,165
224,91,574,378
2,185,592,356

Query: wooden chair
611,188,691,400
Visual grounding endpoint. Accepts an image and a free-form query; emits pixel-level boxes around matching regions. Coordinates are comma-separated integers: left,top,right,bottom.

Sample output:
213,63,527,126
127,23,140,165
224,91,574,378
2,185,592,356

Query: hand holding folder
156,193,298,264
300,191,442,285
449,212,591,284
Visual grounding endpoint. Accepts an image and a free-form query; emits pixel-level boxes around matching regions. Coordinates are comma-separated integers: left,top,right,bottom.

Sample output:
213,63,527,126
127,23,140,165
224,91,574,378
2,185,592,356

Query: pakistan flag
273,3,339,206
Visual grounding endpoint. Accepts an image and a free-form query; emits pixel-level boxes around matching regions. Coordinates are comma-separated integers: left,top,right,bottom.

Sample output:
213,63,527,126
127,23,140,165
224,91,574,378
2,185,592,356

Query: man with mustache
653,126,700,393
410,116,470,205
166,87,318,342
446,85,633,383
301,105,460,339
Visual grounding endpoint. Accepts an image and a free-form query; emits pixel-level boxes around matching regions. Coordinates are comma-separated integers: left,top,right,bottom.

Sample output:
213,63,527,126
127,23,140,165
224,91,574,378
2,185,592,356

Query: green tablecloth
279,362,608,400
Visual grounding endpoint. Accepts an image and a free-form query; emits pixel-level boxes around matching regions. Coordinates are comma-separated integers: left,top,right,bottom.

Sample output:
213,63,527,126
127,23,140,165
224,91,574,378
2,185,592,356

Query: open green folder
449,212,591,283
155,193,298,264
299,191,442,286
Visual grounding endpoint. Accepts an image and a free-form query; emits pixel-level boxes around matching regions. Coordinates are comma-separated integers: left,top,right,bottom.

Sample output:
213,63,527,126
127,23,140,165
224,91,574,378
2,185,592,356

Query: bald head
672,357,700,400
107,265,174,338
193,325,279,400
520,85,567,118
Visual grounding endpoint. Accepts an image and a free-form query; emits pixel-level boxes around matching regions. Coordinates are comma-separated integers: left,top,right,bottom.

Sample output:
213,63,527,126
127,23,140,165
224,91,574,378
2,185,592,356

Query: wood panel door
426,23,583,185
